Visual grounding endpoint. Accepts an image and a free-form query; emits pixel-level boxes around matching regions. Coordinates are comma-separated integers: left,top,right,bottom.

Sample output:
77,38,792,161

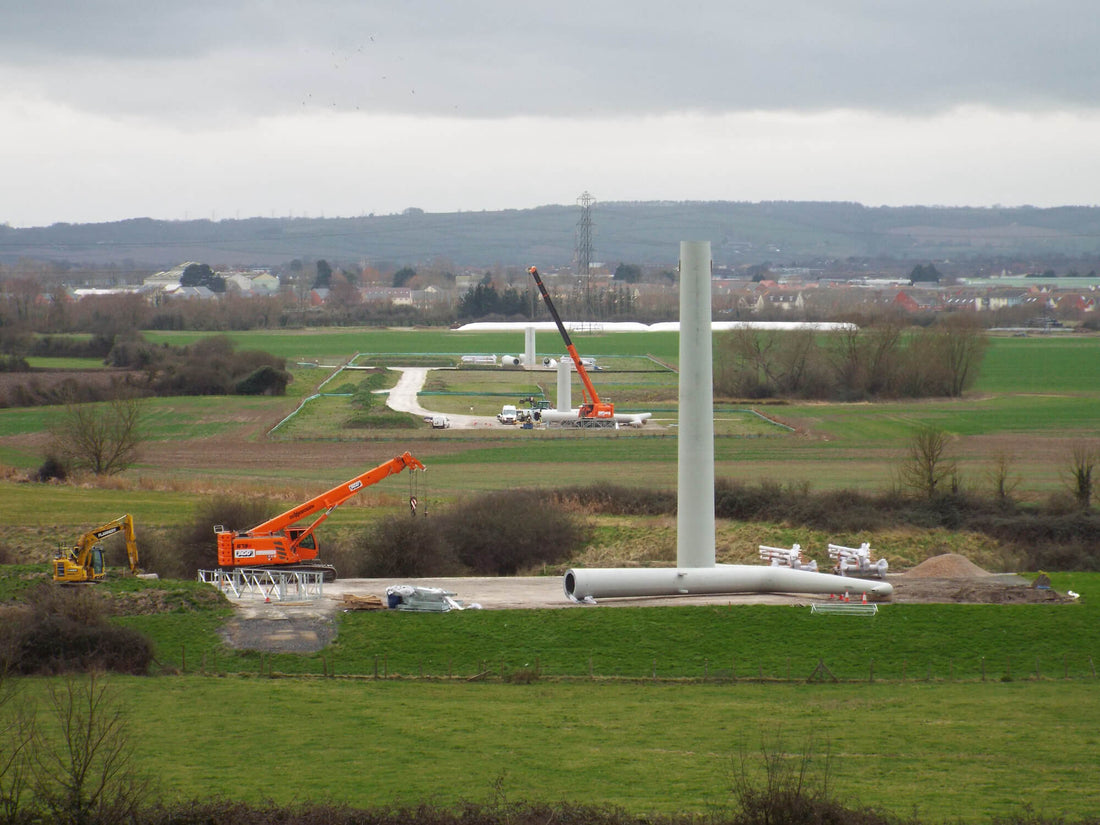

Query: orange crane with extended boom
215,451,425,581
527,266,615,423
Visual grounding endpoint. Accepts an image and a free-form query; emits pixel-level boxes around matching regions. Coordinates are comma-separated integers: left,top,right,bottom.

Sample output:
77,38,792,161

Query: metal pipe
564,566,894,601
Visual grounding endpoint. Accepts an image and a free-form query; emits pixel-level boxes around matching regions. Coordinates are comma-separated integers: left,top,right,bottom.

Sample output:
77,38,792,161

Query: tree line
715,314,988,400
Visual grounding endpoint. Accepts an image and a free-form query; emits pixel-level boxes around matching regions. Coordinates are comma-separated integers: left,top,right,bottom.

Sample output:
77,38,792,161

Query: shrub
157,496,279,579
36,453,70,482
235,365,290,395
554,484,676,516
436,490,587,575
9,583,153,675
352,515,462,578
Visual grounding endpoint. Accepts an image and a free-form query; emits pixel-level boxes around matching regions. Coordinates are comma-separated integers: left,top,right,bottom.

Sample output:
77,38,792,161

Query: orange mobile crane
527,266,615,423
215,452,425,581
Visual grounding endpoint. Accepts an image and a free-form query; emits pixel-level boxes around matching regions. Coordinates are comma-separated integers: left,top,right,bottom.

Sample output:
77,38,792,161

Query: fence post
869,659,874,683
652,658,657,680
981,656,986,682
588,657,593,679
181,645,186,674
374,655,379,680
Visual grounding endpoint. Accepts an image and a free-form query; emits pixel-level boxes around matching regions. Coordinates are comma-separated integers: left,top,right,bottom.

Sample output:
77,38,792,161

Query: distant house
1055,294,1096,314
223,270,280,295
143,262,198,292
309,287,330,306
163,284,217,300
894,290,942,313
753,291,805,313
362,287,413,305
250,272,280,293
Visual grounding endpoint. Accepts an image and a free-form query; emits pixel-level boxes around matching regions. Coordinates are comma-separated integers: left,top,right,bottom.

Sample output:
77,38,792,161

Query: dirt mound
904,553,992,579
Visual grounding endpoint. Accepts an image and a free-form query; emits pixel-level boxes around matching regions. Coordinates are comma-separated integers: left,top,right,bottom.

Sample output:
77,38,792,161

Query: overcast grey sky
3,0,1099,227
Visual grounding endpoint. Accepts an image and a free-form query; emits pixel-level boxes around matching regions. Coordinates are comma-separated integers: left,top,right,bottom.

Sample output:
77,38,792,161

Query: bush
235,365,290,395
155,496,279,579
36,453,70,482
7,583,153,675
555,484,676,516
354,515,462,578
436,490,587,575
353,491,588,577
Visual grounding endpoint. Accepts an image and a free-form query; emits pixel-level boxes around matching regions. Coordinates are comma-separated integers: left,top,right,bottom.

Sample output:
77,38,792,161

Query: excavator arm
53,514,139,583
527,267,614,419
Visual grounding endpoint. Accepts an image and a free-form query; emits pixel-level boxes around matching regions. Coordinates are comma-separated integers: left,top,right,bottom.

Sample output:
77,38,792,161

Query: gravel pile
903,553,993,578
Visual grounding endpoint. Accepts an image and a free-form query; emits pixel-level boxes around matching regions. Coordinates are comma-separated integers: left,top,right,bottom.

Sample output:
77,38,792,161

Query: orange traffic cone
842,591,850,602
861,592,868,604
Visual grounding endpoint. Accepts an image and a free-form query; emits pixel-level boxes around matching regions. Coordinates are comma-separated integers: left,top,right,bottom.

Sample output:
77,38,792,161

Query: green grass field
3,326,1100,822
10,676,1097,822
5,570,1099,822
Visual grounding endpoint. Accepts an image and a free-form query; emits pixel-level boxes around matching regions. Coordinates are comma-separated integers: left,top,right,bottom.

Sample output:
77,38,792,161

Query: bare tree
932,315,989,397
1066,442,1097,510
0,665,36,824
51,389,146,476
986,451,1021,506
899,426,956,499
31,673,147,825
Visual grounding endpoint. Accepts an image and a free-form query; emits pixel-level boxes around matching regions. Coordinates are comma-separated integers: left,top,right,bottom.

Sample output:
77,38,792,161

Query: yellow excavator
52,514,141,583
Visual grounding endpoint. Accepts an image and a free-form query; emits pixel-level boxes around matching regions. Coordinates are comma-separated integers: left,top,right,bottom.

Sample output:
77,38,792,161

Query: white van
497,405,517,424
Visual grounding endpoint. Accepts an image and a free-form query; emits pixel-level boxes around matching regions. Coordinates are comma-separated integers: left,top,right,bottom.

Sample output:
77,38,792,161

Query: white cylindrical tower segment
556,360,572,412
677,241,715,569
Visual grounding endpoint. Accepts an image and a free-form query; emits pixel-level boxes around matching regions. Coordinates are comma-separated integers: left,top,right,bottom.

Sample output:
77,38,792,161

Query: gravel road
384,367,500,429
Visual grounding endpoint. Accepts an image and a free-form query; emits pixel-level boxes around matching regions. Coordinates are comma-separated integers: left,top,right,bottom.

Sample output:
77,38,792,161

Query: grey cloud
3,0,1099,120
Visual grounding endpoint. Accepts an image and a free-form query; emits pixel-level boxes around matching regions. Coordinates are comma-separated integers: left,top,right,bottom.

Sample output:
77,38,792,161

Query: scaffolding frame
198,567,324,601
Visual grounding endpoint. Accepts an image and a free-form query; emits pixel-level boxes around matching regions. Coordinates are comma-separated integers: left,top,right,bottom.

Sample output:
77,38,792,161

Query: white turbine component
524,326,536,366
556,359,572,412
501,355,522,367
677,241,715,569
558,240,894,604
539,410,652,427
564,566,893,602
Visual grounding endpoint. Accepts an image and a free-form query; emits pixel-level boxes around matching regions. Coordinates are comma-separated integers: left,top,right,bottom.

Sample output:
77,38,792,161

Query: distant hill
3,201,1100,270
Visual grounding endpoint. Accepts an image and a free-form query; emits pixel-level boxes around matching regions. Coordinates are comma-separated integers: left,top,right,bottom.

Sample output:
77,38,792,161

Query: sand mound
904,553,992,579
